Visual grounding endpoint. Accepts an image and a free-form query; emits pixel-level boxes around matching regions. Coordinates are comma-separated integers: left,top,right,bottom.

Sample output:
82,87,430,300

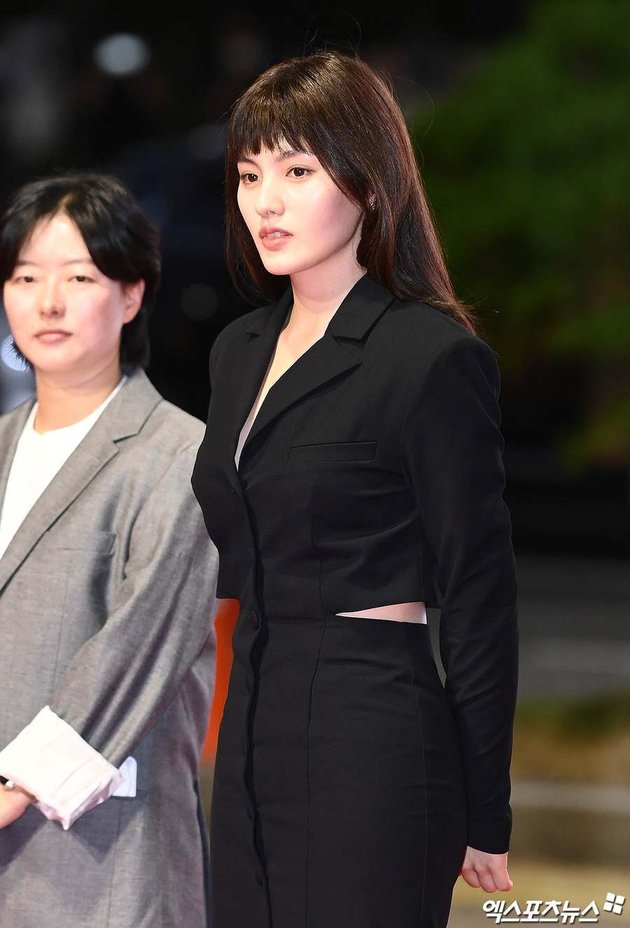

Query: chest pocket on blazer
54,529,116,555
289,441,378,464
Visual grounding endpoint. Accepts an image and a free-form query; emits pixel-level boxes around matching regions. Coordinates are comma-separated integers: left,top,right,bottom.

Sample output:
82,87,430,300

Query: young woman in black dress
192,51,518,928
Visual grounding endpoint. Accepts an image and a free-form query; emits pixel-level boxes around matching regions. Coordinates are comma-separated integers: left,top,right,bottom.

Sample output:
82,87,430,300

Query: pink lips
259,226,292,250
35,329,71,343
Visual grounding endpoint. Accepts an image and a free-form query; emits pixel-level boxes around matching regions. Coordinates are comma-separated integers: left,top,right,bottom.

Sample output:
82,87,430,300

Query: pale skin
0,212,143,829
3,213,144,433
0,788,31,829
236,144,512,892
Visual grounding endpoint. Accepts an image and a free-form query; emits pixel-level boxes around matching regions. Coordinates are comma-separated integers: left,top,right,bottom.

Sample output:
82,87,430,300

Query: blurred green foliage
416,1,630,465
517,689,630,737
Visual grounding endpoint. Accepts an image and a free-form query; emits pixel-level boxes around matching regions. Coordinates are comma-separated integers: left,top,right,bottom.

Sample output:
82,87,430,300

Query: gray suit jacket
0,369,218,928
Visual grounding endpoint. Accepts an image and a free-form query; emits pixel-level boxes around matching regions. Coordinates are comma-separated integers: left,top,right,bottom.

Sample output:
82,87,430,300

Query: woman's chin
259,258,297,277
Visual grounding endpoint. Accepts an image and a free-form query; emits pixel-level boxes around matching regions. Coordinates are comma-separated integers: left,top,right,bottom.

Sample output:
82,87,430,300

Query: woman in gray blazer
0,173,218,928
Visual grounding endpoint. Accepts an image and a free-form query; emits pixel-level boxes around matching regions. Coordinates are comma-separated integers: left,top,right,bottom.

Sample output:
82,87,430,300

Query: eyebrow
14,258,96,267
238,148,314,165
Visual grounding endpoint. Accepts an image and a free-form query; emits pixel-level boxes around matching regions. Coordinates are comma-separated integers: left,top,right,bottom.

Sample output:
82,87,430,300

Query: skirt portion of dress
211,612,467,928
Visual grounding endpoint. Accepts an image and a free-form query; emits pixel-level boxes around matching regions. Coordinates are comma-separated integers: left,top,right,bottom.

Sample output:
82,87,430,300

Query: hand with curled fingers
460,846,513,892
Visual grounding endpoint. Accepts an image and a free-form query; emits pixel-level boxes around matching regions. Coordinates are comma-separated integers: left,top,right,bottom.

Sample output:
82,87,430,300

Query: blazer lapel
0,400,33,507
240,275,396,463
210,291,292,475
242,335,361,455
0,369,161,594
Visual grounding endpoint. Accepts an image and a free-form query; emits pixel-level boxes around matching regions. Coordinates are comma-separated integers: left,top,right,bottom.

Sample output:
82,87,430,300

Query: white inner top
0,377,126,559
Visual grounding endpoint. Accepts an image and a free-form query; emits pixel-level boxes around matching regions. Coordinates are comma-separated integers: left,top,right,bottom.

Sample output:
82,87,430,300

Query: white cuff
0,706,136,830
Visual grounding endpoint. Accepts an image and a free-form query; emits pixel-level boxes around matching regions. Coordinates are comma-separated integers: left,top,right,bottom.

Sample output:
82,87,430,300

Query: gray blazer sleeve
50,442,219,767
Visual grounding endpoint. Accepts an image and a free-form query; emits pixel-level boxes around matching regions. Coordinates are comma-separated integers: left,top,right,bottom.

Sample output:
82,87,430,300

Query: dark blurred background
2,0,628,556
1,1,628,917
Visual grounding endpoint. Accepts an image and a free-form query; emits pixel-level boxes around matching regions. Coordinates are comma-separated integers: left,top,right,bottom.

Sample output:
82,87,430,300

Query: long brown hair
225,51,475,333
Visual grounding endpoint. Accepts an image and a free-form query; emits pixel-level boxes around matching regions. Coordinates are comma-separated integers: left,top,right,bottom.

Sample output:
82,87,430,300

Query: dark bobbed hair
225,51,476,333
0,172,161,369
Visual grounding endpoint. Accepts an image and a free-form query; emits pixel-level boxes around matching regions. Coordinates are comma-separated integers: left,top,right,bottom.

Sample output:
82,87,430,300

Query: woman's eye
240,172,258,184
288,166,311,178
72,275,93,283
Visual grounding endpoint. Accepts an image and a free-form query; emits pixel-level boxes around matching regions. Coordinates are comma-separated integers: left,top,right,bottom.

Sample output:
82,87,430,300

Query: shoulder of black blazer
208,278,500,407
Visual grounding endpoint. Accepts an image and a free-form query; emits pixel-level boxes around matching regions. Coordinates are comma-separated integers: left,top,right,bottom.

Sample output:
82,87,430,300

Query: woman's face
236,144,364,286
3,214,143,383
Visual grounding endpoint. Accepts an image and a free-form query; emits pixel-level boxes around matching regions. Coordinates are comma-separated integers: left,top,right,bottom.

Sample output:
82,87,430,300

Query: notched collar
243,289,292,337
232,277,396,470
242,275,396,342
0,369,162,593
327,275,397,340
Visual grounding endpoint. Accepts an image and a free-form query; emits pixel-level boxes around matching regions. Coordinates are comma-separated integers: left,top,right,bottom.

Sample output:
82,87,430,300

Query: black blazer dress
192,275,518,928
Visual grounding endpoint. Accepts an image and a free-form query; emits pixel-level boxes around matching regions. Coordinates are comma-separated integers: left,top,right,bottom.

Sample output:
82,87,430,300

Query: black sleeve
401,336,518,854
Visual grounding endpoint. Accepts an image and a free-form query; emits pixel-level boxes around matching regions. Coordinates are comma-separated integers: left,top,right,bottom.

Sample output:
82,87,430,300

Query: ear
121,279,145,323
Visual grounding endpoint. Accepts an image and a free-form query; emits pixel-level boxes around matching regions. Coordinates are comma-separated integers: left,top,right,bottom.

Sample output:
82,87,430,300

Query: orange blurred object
202,599,239,762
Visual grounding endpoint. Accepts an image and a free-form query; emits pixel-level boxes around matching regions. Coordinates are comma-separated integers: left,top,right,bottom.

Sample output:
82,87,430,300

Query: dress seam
304,615,327,928
305,481,326,928
403,625,429,924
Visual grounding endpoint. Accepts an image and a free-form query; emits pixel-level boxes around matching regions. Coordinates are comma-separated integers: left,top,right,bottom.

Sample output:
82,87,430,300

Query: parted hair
225,51,475,333
0,172,161,368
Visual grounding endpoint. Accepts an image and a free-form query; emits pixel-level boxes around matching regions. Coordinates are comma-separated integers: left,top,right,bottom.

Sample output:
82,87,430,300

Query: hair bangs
229,96,320,166
224,52,475,331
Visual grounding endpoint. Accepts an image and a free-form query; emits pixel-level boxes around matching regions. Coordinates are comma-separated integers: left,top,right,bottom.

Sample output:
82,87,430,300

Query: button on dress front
192,276,518,928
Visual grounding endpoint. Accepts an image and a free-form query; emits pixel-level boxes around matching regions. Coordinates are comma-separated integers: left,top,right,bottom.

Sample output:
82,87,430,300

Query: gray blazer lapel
0,400,33,506
0,369,161,594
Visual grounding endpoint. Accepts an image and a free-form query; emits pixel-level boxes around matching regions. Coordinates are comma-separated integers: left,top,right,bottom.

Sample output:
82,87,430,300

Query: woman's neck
288,265,366,339
33,364,123,433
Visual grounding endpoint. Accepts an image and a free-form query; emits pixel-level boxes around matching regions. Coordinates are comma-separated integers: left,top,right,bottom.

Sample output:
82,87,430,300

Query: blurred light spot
94,34,150,78
1,335,29,371
181,284,218,321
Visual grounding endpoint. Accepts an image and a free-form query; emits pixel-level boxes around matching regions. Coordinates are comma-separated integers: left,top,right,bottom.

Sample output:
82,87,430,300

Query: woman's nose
39,278,64,316
255,179,284,218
